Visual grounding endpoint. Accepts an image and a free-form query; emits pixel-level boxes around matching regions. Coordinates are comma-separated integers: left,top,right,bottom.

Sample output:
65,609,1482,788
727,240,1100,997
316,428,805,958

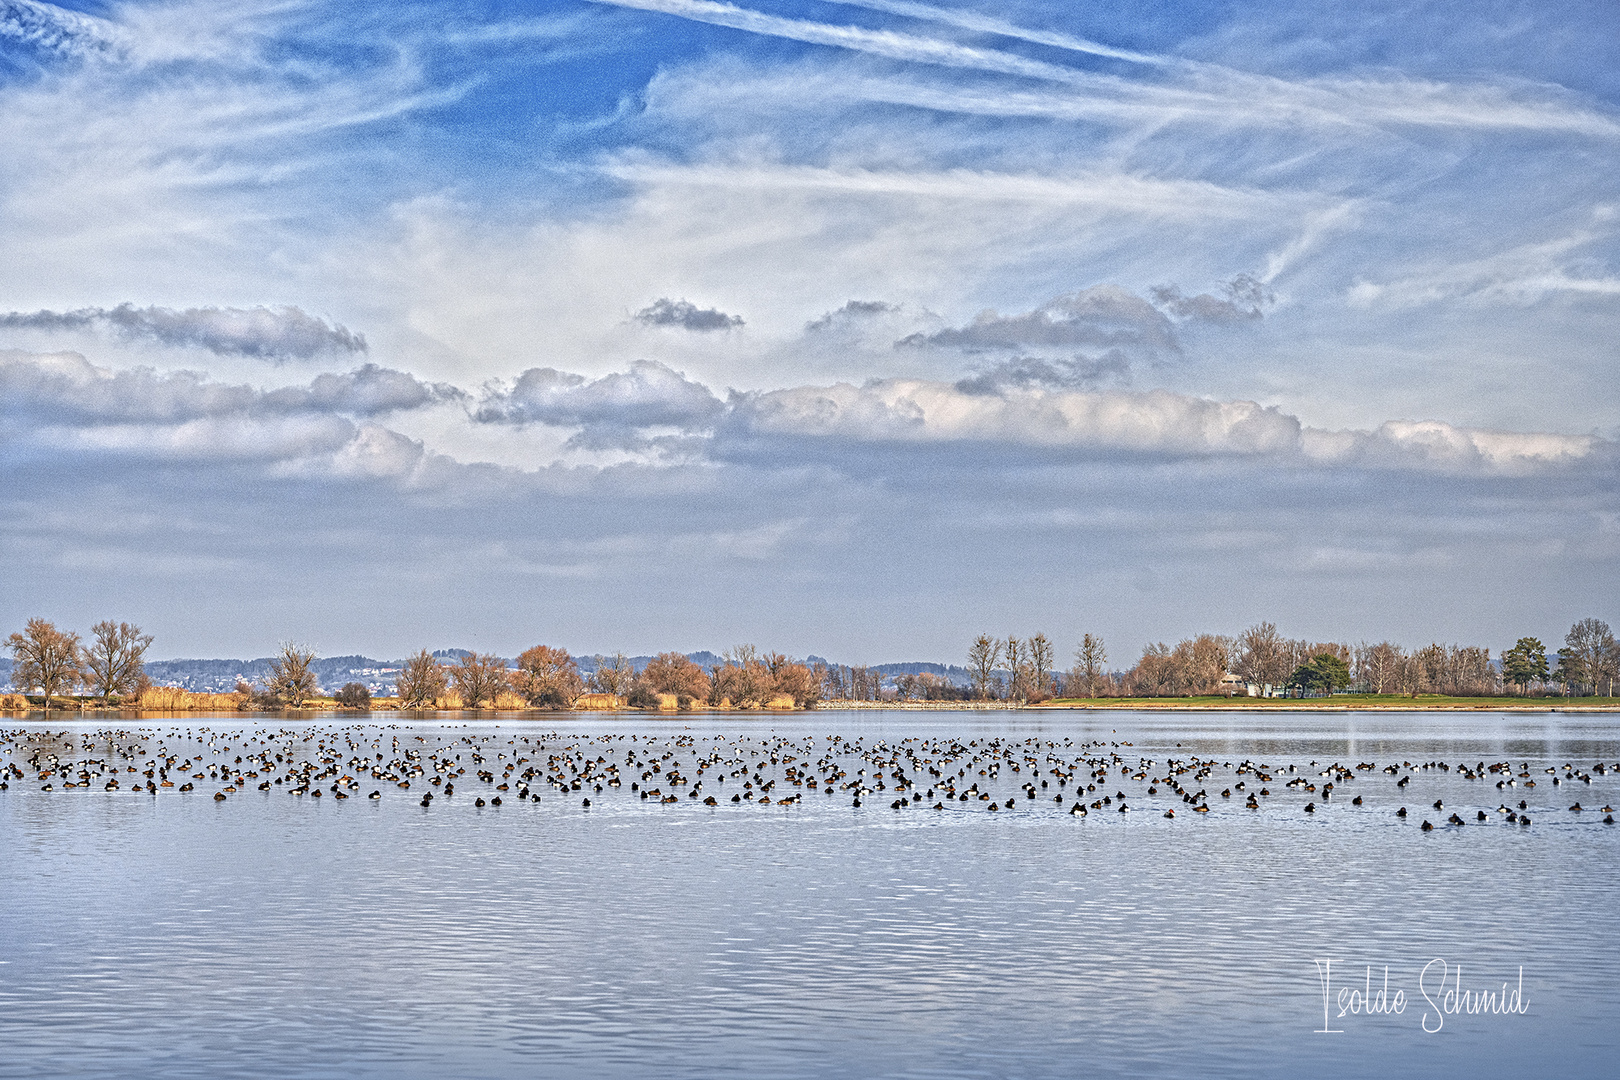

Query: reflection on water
1,710,1617,1079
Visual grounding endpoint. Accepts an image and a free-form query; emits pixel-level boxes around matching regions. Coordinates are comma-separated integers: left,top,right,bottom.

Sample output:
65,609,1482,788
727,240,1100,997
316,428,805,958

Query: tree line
6,614,1617,709
944,618,1619,702
1,621,822,710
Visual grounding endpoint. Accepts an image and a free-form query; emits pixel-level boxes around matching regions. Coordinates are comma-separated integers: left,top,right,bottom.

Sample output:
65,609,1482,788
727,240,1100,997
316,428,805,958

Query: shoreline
4,701,1617,718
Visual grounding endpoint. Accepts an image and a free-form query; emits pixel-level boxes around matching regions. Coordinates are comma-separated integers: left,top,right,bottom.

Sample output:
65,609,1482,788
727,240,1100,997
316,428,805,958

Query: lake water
2,708,1617,1079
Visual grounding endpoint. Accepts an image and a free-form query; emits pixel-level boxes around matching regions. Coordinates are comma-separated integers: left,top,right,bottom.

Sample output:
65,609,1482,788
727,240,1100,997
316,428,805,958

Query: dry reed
135,686,246,711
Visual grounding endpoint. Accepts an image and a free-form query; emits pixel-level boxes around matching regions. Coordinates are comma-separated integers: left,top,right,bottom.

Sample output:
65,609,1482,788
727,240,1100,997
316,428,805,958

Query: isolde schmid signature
1314,959,1529,1033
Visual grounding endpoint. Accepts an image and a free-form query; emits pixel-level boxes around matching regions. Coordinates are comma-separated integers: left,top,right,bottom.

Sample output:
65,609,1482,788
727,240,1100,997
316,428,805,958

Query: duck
368,790,381,799
1304,802,1315,813
1421,820,1433,831
213,792,226,801
1396,807,1408,817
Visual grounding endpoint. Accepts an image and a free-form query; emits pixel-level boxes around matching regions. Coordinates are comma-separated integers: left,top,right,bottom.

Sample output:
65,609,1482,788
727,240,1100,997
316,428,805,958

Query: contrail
590,0,1096,85
822,0,1168,67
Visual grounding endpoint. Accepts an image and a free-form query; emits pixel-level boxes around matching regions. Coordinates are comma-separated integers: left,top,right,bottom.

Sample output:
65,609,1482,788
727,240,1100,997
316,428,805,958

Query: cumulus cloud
262,364,464,416
716,375,1613,478
953,351,1131,394
897,286,1178,354
805,299,899,332
0,350,449,427
461,357,1615,477
726,378,1304,458
1150,274,1274,323
8,349,1601,480
474,359,724,449
0,304,368,361
633,297,744,331
1302,419,1601,475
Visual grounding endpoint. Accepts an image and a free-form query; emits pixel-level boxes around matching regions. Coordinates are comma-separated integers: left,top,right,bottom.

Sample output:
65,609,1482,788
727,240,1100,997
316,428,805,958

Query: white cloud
0,0,127,59
617,0,1620,138
0,303,367,360
728,378,1306,457
0,349,454,429
1347,228,1620,308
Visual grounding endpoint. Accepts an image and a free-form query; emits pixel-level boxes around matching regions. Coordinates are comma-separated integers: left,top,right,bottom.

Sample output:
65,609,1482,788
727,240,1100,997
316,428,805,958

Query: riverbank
822,696,1620,712
5,695,1615,716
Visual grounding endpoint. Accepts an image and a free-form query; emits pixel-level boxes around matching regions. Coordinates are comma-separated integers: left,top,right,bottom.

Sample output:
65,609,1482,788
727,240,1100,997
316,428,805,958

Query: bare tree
265,642,318,707
589,653,634,696
1071,633,1107,698
640,652,710,702
1234,622,1288,690
1183,634,1231,694
84,620,153,702
396,649,447,708
712,645,772,707
1561,618,1617,697
765,652,819,707
1357,641,1404,694
449,652,509,708
512,645,582,707
5,618,86,710
1003,637,1025,701
1028,633,1054,699
968,635,1001,701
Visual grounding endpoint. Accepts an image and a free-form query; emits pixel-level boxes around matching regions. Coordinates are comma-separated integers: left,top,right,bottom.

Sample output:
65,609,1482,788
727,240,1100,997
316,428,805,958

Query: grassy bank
1039,693,1620,710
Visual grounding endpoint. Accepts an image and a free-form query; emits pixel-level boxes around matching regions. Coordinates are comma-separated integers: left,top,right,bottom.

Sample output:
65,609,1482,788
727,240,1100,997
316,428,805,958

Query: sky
0,0,1616,664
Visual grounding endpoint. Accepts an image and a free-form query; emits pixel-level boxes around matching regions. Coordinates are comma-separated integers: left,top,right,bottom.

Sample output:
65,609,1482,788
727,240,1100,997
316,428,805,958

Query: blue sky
0,0,1616,662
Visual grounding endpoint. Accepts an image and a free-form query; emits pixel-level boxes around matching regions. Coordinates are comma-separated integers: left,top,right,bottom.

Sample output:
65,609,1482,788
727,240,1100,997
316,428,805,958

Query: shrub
334,682,372,708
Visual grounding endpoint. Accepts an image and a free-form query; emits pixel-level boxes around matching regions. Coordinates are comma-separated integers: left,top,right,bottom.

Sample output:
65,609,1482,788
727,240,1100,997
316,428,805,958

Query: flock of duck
3,722,1618,834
